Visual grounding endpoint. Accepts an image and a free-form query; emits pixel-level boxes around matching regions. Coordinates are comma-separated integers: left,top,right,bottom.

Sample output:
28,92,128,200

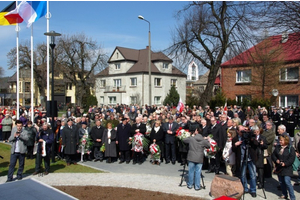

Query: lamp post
138,15,151,106
44,31,61,133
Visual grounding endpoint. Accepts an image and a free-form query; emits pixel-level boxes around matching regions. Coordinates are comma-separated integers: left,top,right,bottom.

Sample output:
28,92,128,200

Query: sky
0,1,189,77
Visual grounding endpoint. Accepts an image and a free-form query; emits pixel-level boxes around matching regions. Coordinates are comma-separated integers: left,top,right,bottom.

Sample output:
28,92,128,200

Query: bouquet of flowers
145,123,152,137
204,134,219,158
131,132,144,153
100,143,105,152
78,135,93,155
175,127,191,141
149,143,161,164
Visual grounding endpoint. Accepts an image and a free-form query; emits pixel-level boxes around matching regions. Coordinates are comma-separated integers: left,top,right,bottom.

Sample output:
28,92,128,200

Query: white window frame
100,80,106,88
109,96,116,104
100,96,104,104
280,67,299,81
236,95,251,103
115,63,120,70
130,77,137,86
114,79,121,87
171,79,177,87
163,63,169,69
279,95,299,107
154,78,162,87
131,96,137,104
154,96,161,105
236,70,251,83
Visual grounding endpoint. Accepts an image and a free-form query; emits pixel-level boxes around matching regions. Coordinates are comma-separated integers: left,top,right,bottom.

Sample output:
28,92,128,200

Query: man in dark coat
62,119,79,165
116,117,132,164
90,120,105,162
131,116,146,164
178,115,189,165
285,109,296,140
163,116,179,165
32,123,54,175
206,117,221,174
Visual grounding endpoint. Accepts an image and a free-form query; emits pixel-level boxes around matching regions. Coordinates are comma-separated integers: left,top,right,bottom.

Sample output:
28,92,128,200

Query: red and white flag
177,97,184,113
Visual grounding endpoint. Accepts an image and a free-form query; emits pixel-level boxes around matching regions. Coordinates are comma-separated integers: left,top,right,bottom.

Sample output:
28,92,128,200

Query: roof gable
221,32,300,67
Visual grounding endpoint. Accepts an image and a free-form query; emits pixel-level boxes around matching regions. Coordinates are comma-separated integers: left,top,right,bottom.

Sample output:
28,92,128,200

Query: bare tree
56,33,108,106
167,1,260,106
0,66,4,77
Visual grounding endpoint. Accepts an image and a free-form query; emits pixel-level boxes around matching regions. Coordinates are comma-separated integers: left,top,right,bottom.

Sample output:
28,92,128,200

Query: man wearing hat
285,109,296,141
62,119,79,165
116,117,132,164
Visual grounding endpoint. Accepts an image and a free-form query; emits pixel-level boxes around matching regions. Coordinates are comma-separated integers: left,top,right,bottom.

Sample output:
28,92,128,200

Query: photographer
232,125,258,197
6,120,29,182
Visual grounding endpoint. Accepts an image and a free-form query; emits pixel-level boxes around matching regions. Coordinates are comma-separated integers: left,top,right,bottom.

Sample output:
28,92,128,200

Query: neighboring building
0,76,15,106
7,67,94,106
221,32,300,107
95,46,186,106
186,69,221,99
187,61,198,81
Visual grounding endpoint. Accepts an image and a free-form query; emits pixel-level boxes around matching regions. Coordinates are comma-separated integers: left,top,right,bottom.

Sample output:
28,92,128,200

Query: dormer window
115,63,120,70
163,63,168,69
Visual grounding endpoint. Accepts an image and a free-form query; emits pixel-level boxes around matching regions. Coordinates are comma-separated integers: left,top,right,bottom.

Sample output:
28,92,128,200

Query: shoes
94,159,99,162
165,161,170,164
67,163,71,166
294,182,300,186
250,193,256,198
205,170,213,173
6,179,12,183
195,188,201,191
244,190,249,194
73,162,77,165
119,161,124,164
215,170,220,175
133,161,137,165
17,177,22,180
187,186,192,189
172,161,176,165
278,195,288,199
257,184,263,189
100,159,103,162
138,162,142,165
126,161,130,164
32,171,39,175
44,172,49,175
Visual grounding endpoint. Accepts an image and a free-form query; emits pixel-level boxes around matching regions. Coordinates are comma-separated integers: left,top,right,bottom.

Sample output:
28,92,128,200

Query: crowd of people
1,104,300,199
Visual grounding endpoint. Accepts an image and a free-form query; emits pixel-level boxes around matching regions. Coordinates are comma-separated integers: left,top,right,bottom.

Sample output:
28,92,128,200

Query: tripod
242,144,267,200
179,162,206,189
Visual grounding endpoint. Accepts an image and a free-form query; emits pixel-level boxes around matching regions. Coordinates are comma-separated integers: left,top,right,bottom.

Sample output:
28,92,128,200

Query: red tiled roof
214,75,220,85
221,32,300,67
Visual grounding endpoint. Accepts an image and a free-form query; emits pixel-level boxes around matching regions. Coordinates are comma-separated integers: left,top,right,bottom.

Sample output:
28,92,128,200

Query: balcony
103,86,126,93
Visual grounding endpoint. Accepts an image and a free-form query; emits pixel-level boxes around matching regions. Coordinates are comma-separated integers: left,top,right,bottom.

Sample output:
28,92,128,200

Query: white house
95,46,186,106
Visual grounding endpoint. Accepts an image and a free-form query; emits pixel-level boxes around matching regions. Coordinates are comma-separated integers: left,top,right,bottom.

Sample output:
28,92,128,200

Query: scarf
279,145,287,155
107,129,112,144
154,126,160,133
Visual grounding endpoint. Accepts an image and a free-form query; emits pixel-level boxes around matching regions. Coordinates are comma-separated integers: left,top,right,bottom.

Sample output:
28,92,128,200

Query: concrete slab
0,178,77,200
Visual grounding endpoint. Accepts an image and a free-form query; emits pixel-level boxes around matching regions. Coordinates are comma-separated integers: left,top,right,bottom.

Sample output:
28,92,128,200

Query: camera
225,157,230,163
241,129,255,144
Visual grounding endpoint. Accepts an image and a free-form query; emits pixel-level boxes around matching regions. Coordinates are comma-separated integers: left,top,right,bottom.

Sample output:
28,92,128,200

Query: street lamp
44,31,61,134
138,15,151,106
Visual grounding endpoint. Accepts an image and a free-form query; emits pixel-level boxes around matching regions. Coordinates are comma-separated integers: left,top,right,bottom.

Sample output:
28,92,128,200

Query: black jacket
90,126,105,147
272,145,296,177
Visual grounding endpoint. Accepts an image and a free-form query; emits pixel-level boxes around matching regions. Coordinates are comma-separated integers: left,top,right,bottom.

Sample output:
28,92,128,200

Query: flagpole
46,1,50,103
16,1,20,119
31,24,34,121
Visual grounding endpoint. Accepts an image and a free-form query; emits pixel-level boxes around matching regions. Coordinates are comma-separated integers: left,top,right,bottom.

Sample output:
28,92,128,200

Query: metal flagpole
31,25,34,121
16,1,20,119
46,1,50,103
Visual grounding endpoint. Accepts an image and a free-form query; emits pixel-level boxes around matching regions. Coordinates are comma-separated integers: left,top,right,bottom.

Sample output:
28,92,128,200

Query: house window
115,63,120,70
100,96,104,104
25,82,30,92
100,80,106,87
280,67,299,81
171,79,177,87
66,83,72,90
114,79,121,87
163,63,168,69
199,86,204,92
236,95,251,103
236,70,251,83
154,78,162,87
280,95,298,107
154,96,161,104
131,96,137,104
130,78,137,86
109,96,116,104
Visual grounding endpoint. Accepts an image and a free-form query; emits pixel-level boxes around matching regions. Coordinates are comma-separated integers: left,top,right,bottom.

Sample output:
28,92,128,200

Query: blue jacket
36,128,54,155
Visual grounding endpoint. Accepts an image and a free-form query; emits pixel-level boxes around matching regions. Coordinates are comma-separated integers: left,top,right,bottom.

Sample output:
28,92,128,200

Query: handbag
288,147,300,171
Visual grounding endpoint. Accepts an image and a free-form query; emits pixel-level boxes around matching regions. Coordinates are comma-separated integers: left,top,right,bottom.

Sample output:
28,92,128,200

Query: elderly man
32,123,54,175
262,120,276,178
116,117,132,164
90,120,105,162
163,116,179,165
7,120,28,182
62,119,79,165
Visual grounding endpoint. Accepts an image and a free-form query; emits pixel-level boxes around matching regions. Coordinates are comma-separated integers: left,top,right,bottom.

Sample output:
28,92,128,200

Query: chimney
281,31,288,43
146,46,149,49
